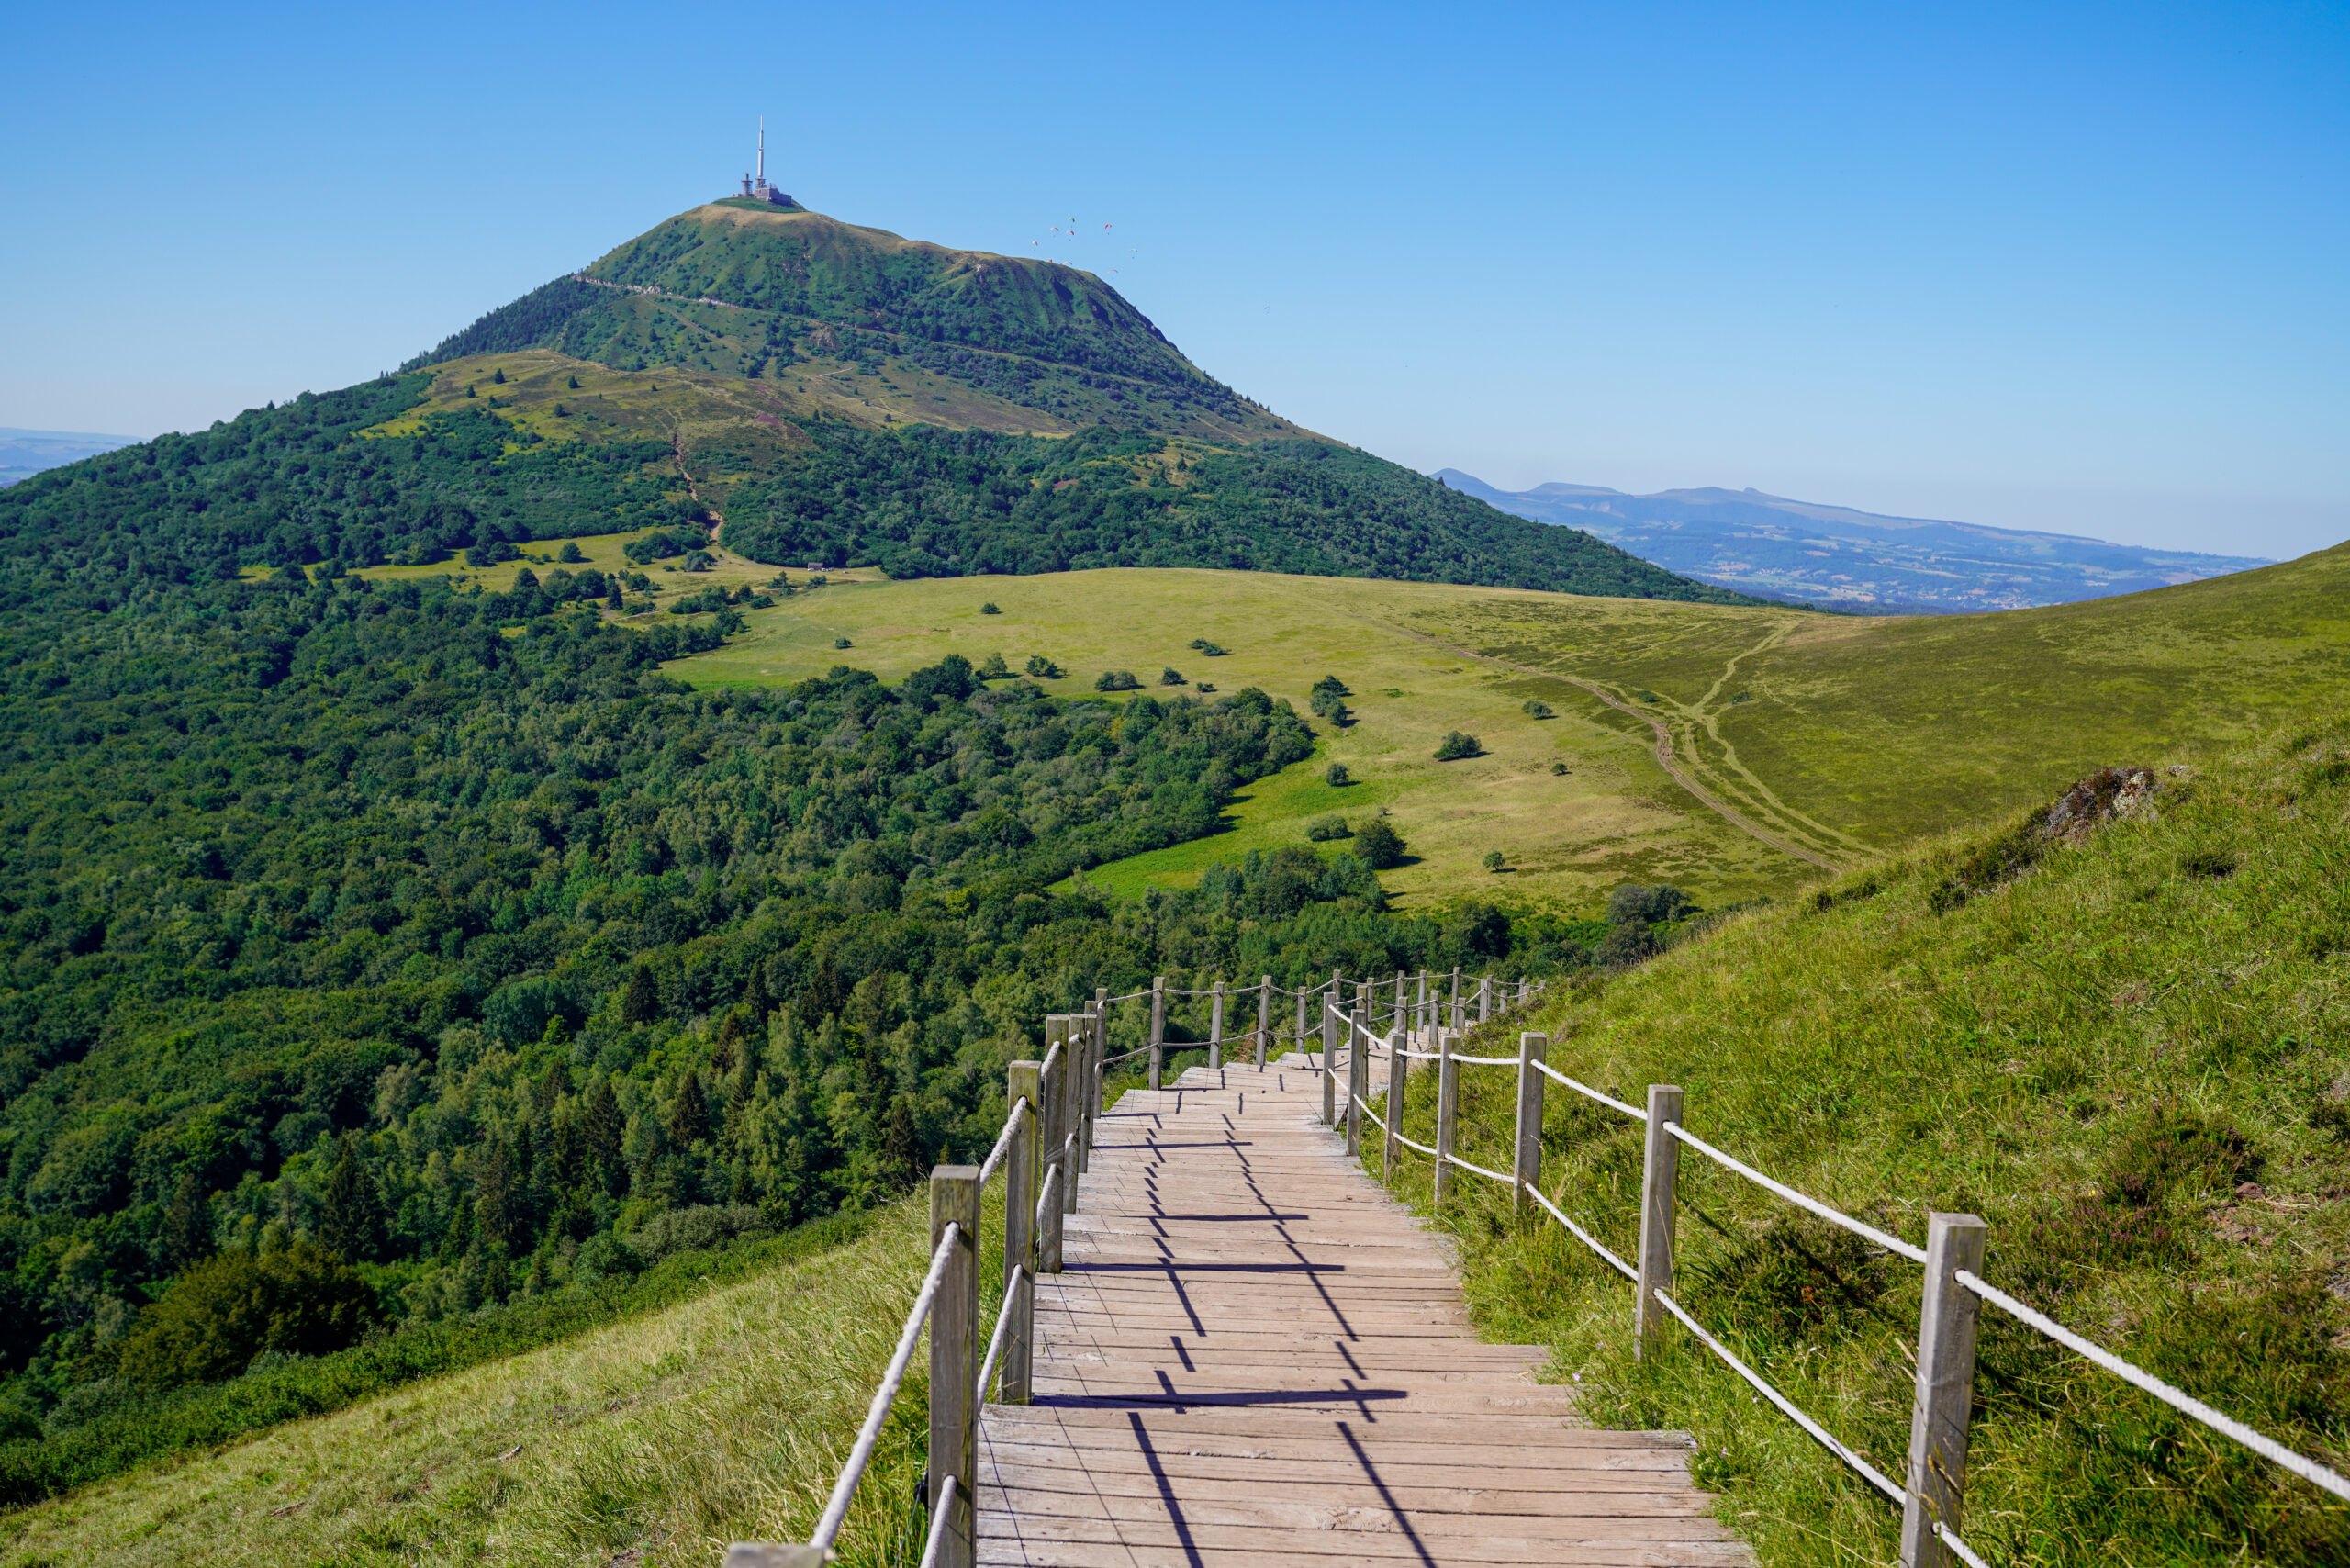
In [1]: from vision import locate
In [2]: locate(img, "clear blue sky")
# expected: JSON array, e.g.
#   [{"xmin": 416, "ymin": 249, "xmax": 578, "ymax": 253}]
[{"xmin": 3, "ymin": 1, "xmax": 2343, "ymax": 557}]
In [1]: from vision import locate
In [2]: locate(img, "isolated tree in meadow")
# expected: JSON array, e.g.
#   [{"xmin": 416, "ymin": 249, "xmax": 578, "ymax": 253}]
[
  {"xmin": 1355, "ymin": 817, "xmax": 1406, "ymax": 869},
  {"xmin": 1159, "ymin": 666, "xmax": 1185, "ymax": 686},
  {"xmin": 1325, "ymin": 762, "xmax": 1350, "ymax": 786},
  {"xmin": 1434, "ymin": 731, "xmax": 1482, "ymax": 761},
  {"xmin": 1521, "ymin": 700, "xmax": 1553, "ymax": 719},
  {"xmin": 980, "ymin": 601, "xmax": 1001, "ymax": 614},
  {"xmin": 1095, "ymin": 669, "xmax": 1140, "ymax": 691},
  {"xmin": 1309, "ymin": 675, "xmax": 1351, "ymax": 726},
  {"xmin": 1483, "ymin": 850, "xmax": 1507, "ymax": 872},
  {"xmin": 979, "ymin": 652, "xmax": 1010, "ymax": 678},
  {"xmin": 1024, "ymin": 655, "xmax": 1060, "ymax": 678}
]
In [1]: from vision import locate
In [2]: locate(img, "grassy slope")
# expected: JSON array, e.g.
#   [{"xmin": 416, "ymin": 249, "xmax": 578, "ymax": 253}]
[
  {"xmin": 1382, "ymin": 715, "xmax": 2350, "ymax": 1566},
  {"xmin": 669, "ymin": 566, "xmax": 1804, "ymax": 911},
  {"xmin": 1414, "ymin": 542, "xmax": 2350, "ymax": 856},
  {"xmin": 2, "ymin": 1199, "xmax": 955, "ymax": 1568}
]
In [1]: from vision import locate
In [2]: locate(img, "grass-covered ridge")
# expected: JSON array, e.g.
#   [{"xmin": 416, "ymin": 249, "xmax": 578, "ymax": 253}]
[{"xmin": 1388, "ymin": 714, "xmax": 2350, "ymax": 1564}]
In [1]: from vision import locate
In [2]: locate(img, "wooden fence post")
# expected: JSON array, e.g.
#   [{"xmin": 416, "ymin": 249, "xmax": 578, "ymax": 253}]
[
  {"xmin": 1432, "ymin": 1029, "xmax": 1459, "ymax": 1208},
  {"xmin": 1900, "ymin": 1213, "xmax": 1990, "ymax": 1568},
  {"xmin": 1147, "ymin": 975, "xmax": 1166, "ymax": 1092},
  {"xmin": 1477, "ymin": 977, "xmax": 1492, "ymax": 1024},
  {"xmin": 1293, "ymin": 986, "xmax": 1307, "ymax": 1062},
  {"xmin": 1414, "ymin": 971, "xmax": 1427, "ymax": 1043},
  {"xmin": 1513, "ymin": 1032, "xmax": 1546, "ymax": 1219},
  {"xmin": 1634, "ymin": 1085, "xmax": 1683, "ymax": 1359},
  {"xmin": 1449, "ymin": 967, "xmax": 1462, "ymax": 1032},
  {"xmin": 1345, "ymin": 1012, "xmax": 1367, "ymax": 1157},
  {"xmin": 1392, "ymin": 970, "xmax": 1405, "ymax": 1036},
  {"xmin": 1382, "ymin": 1025, "xmax": 1405, "ymax": 1178},
  {"xmin": 1209, "ymin": 980, "xmax": 1225, "ymax": 1070},
  {"xmin": 1255, "ymin": 976, "xmax": 1270, "ymax": 1067},
  {"xmin": 1320, "ymin": 996, "xmax": 1338, "ymax": 1126},
  {"xmin": 1002, "ymin": 1062, "xmax": 1040, "ymax": 1404},
  {"xmin": 929, "ymin": 1164, "xmax": 980, "ymax": 1568},
  {"xmin": 1090, "ymin": 989, "xmax": 1108, "ymax": 1161},
  {"xmin": 1048, "ymin": 1015, "xmax": 1081, "ymax": 1216}
]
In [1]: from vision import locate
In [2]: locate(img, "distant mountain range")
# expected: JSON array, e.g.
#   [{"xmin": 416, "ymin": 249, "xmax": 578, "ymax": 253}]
[
  {"xmin": 0, "ymin": 428, "xmax": 138, "ymax": 487},
  {"xmin": 1433, "ymin": 472, "xmax": 2269, "ymax": 612}
]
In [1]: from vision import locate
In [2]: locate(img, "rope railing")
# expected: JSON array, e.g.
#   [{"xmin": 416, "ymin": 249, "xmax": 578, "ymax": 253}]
[
  {"xmin": 733, "ymin": 1003, "xmax": 1107, "ymax": 1568},
  {"xmin": 1360, "ymin": 1015, "xmax": 2350, "ymax": 1568}
]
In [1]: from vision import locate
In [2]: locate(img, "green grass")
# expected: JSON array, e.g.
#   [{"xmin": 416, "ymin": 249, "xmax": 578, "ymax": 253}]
[
  {"xmin": 0, "ymin": 1195, "xmax": 1011, "ymax": 1568},
  {"xmin": 1414, "ymin": 540, "xmax": 2350, "ymax": 857},
  {"xmin": 668, "ymin": 567, "xmax": 1807, "ymax": 912},
  {"xmin": 0, "ymin": 1216, "xmax": 869, "ymax": 1509},
  {"xmin": 1368, "ymin": 713, "xmax": 2350, "ymax": 1566}
]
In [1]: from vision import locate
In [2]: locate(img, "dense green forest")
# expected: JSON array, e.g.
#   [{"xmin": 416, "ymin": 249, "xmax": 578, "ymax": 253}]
[
  {"xmin": 727, "ymin": 420, "xmax": 1765, "ymax": 597},
  {"xmin": 0, "ymin": 533, "xmax": 1619, "ymax": 1499}
]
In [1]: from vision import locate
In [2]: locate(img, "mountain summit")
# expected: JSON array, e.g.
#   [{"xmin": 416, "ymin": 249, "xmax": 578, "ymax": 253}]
[{"xmin": 409, "ymin": 204, "xmax": 1304, "ymax": 445}]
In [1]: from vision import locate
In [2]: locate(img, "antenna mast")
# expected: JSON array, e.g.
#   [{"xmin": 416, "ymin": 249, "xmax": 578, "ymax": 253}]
[{"xmin": 756, "ymin": 117, "xmax": 766, "ymax": 186}]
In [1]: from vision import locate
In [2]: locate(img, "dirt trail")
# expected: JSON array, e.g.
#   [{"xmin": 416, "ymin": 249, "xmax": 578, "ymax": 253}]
[{"xmin": 1371, "ymin": 617, "xmax": 1844, "ymax": 873}]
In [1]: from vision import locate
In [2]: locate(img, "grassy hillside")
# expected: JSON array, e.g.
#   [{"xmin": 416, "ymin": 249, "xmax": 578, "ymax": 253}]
[
  {"xmin": 1393, "ymin": 715, "xmax": 2350, "ymax": 1565},
  {"xmin": 671, "ymin": 566, "xmax": 1806, "ymax": 910},
  {"xmin": 1398, "ymin": 542, "xmax": 2350, "ymax": 858},
  {"xmin": 0, "ymin": 1196, "xmax": 945, "ymax": 1568}
]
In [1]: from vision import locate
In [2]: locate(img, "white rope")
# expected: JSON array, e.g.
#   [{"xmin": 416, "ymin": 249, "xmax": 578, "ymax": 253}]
[
  {"xmin": 810, "ymin": 1223, "xmax": 960, "ymax": 1550},
  {"xmin": 1520, "ymin": 1182, "xmax": 1637, "ymax": 1281},
  {"xmin": 1664, "ymin": 1122, "xmax": 1928, "ymax": 1264},
  {"xmin": 1445, "ymin": 1149, "xmax": 1515, "ymax": 1185},
  {"xmin": 915, "ymin": 1473, "xmax": 958, "ymax": 1568},
  {"xmin": 1445, "ymin": 1051, "xmax": 1518, "ymax": 1066},
  {"xmin": 975, "ymin": 1100, "xmax": 1027, "ymax": 1188},
  {"xmin": 1352, "ymin": 1093, "xmax": 1388, "ymax": 1130},
  {"xmin": 1530, "ymin": 1058, "xmax": 1642, "ymax": 1119},
  {"xmin": 1102, "ymin": 1043, "xmax": 1151, "ymax": 1065},
  {"xmin": 975, "ymin": 1263, "xmax": 1028, "ymax": 1400},
  {"xmin": 1392, "ymin": 1126, "xmax": 1438, "ymax": 1158},
  {"xmin": 1956, "ymin": 1270, "xmax": 2350, "ymax": 1504},
  {"xmin": 1651, "ymin": 1288, "xmax": 1904, "ymax": 1506}
]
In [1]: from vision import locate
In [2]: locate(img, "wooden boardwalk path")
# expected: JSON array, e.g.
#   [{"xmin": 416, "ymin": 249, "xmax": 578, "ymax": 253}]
[{"xmin": 975, "ymin": 1054, "xmax": 1755, "ymax": 1567}]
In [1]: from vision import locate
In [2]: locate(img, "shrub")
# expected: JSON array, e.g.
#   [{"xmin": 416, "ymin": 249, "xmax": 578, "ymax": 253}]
[
  {"xmin": 1355, "ymin": 817, "xmax": 1406, "ymax": 869},
  {"xmin": 1024, "ymin": 655, "xmax": 1061, "ymax": 678},
  {"xmin": 1434, "ymin": 731, "xmax": 1481, "ymax": 760},
  {"xmin": 1522, "ymin": 700, "xmax": 1554, "ymax": 719},
  {"xmin": 1159, "ymin": 666, "xmax": 1185, "ymax": 686},
  {"xmin": 979, "ymin": 601, "xmax": 1001, "ymax": 614},
  {"xmin": 1325, "ymin": 762, "xmax": 1350, "ymax": 786},
  {"xmin": 1550, "ymin": 761, "xmax": 1569, "ymax": 775},
  {"xmin": 834, "ymin": 637, "xmax": 853, "ymax": 649},
  {"xmin": 1095, "ymin": 669, "xmax": 1139, "ymax": 691},
  {"xmin": 1305, "ymin": 814, "xmax": 1349, "ymax": 842},
  {"xmin": 1483, "ymin": 850, "xmax": 1507, "ymax": 871},
  {"xmin": 979, "ymin": 652, "xmax": 1010, "ymax": 678},
  {"xmin": 1195, "ymin": 682, "xmax": 1215, "ymax": 693},
  {"xmin": 573, "ymin": 1233, "xmax": 644, "ymax": 1282},
  {"xmin": 117, "ymin": 1242, "xmax": 382, "ymax": 1390},
  {"xmin": 681, "ymin": 550, "xmax": 715, "ymax": 572},
  {"xmin": 1309, "ymin": 675, "xmax": 1350, "ymax": 726},
  {"xmin": 558, "ymin": 542, "xmax": 587, "ymax": 563}
]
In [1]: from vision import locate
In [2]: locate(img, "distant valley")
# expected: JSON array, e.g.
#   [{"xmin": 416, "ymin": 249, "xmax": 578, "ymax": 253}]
[
  {"xmin": 0, "ymin": 426, "xmax": 136, "ymax": 487},
  {"xmin": 1435, "ymin": 470, "xmax": 2269, "ymax": 611}
]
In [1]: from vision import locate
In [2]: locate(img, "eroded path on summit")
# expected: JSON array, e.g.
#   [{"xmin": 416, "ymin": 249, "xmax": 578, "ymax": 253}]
[{"xmin": 976, "ymin": 1055, "xmax": 1753, "ymax": 1567}]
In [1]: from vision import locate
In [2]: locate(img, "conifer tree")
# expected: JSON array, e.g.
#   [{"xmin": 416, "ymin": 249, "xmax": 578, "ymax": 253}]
[
  {"xmin": 582, "ymin": 1075, "xmax": 626, "ymax": 1193},
  {"xmin": 318, "ymin": 1135, "xmax": 384, "ymax": 1262},
  {"xmin": 160, "ymin": 1169, "xmax": 215, "ymax": 1274},
  {"xmin": 879, "ymin": 1094, "xmax": 923, "ymax": 1192},
  {"xmin": 742, "ymin": 962, "xmax": 773, "ymax": 1025},
  {"xmin": 621, "ymin": 961, "xmax": 660, "ymax": 1025},
  {"xmin": 475, "ymin": 1139, "xmax": 518, "ymax": 1252},
  {"xmin": 666, "ymin": 1067, "xmax": 711, "ymax": 1147}
]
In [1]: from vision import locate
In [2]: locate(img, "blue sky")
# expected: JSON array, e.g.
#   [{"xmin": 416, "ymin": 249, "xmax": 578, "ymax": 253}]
[{"xmin": 2, "ymin": 1, "xmax": 2343, "ymax": 557}]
